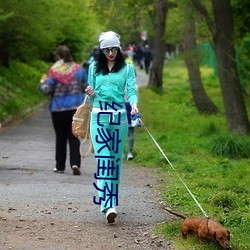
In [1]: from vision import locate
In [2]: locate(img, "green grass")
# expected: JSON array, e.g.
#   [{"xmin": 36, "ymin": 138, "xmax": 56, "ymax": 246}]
[{"xmin": 129, "ymin": 58, "xmax": 250, "ymax": 250}]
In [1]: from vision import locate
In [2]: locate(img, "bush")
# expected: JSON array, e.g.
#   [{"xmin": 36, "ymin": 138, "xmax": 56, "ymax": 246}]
[
  {"xmin": 210, "ymin": 134, "xmax": 250, "ymax": 159},
  {"xmin": 210, "ymin": 191, "xmax": 237, "ymax": 209},
  {"xmin": 0, "ymin": 60, "xmax": 49, "ymax": 123}
]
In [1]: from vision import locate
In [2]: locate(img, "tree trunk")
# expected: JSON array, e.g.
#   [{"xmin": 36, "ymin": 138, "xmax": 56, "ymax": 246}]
[
  {"xmin": 147, "ymin": 0, "xmax": 169, "ymax": 89},
  {"xmin": 212, "ymin": 0, "xmax": 250, "ymax": 134},
  {"xmin": 184, "ymin": 4, "xmax": 218, "ymax": 114},
  {"xmin": 191, "ymin": 0, "xmax": 250, "ymax": 134}
]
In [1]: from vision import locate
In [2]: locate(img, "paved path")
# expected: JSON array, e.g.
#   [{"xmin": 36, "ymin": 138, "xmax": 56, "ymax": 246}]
[
  {"xmin": 135, "ymin": 68, "xmax": 149, "ymax": 88},
  {"xmin": 0, "ymin": 71, "xmax": 173, "ymax": 249},
  {"xmin": 0, "ymin": 106, "xmax": 165, "ymax": 224}
]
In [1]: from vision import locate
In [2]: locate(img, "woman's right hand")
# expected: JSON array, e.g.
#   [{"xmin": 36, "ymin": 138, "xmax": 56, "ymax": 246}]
[
  {"xmin": 131, "ymin": 103, "xmax": 138, "ymax": 116},
  {"xmin": 85, "ymin": 86, "xmax": 95, "ymax": 97}
]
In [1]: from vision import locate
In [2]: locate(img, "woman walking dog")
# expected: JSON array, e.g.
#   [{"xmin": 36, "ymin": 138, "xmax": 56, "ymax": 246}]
[{"xmin": 85, "ymin": 31, "xmax": 138, "ymax": 223}]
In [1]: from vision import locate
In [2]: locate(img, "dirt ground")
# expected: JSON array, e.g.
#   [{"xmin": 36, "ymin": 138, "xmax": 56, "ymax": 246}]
[{"xmin": 0, "ymin": 71, "xmax": 174, "ymax": 250}]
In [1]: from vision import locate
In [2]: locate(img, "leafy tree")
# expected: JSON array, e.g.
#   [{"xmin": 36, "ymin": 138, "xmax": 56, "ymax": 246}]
[
  {"xmin": 54, "ymin": 1, "xmax": 99, "ymax": 62},
  {"xmin": 164, "ymin": 1, "xmax": 184, "ymax": 44},
  {"xmin": 232, "ymin": 0, "xmax": 250, "ymax": 95},
  {"xmin": 0, "ymin": 0, "xmax": 99, "ymax": 67},
  {"xmin": 90, "ymin": 0, "xmax": 155, "ymax": 47},
  {"xmin": 232, "ymin": 0, "xmax": 250, "ymax": 40},
  {"xmin": 148, "ymin": 0, "xmax": 177, "ymax": 89},
  {"xmin": 191, "ymin": 0, "xmax": 250, "ymax": 134},
  {"xmin": 183, "ymin": 1, "xmax": 218, "ymax": 114},
  {"xmin": 0, "ymin": 0, "xmax": 57, "ymax": 66}
]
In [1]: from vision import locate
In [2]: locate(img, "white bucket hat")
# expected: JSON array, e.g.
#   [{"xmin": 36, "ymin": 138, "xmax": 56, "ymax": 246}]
[{"xmin": 99, "ymin": 31, "xmax": 121, "ymax": 49}]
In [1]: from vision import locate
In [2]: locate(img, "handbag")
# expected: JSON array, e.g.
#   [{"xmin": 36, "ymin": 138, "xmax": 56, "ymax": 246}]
[{"xmin": 72, "ymin": 95, "xmax": 93, "ymax": 158}]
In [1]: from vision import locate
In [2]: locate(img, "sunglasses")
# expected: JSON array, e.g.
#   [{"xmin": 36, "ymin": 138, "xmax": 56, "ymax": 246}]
[{"xmin": 102, "ymin": 47, "xmax": 119, "ymax": 55}]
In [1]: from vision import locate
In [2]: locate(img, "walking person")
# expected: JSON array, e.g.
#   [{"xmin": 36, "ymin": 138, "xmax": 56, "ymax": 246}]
[
  {"xmin": 123, "ymin": 51, "xmax": 137, "ymax": 160},
  {"xmin": 39, "ymin": 45, "xmax": 88, "ymax": 175},
  {"xmin": 85, "ymin": 31, "xmax": 138, "ymax": 223},
  {"xmin": 143, "ymin": 44, "xmax": 152, "ymax": 74}
]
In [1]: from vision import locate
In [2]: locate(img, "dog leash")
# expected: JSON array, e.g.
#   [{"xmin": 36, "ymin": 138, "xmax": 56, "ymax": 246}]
[{"xmin": 139, "ymin": 118, "xmax": 209, "ymax": 218}]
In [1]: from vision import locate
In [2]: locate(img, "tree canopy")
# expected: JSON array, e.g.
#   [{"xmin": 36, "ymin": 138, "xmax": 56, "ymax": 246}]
[{"xmin": 0, "ymin": 0, "xmax": 99, "ymax": 66}]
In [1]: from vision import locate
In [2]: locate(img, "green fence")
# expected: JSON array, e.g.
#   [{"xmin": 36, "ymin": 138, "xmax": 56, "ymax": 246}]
[
  {"xmin": 198, "ymin": 41, "xmax": 217, "ymax": 74},
  {"xmin": 198, "ymin": 39, "xmax": 250, "ymax": 95}
]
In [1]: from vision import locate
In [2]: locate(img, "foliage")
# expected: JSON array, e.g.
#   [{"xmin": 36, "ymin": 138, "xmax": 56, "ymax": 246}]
[
  {"xmin": 164, "ymin": 1, "xmax": 184, "ymax": 44},
  {"xmin": 128, "ymin": 58, "xmax": 250, "ymax": 249},
  {"xmin": 90, "ymin": 0, "xmax": 155, "ymax": 46},
  {"xmin": 0, "ymin": 0, "xmax": 99, "ymax": 66},
  {"xmin": 232, "ymin": 0, "xmax": 250, "ymax": 39},
  {"xmin": 236, "ymin": 37, "xmax": 250, "ymax": 95},
  {"xmin": 232, "ymin": 0, "xmax": 250, "ymax": 95},
  {"xmin": 210, "ymin": 134, "xmax": 250, "ymax": 159},
  {"xmin": 0, "ymin": 60, "xmax": 49, "ymax": 122}
]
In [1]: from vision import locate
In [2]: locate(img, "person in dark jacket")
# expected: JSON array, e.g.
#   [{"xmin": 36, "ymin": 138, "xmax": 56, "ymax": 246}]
[{"xmin": 143, "ymin": 44, "xmax": 152, "ymax": 74}]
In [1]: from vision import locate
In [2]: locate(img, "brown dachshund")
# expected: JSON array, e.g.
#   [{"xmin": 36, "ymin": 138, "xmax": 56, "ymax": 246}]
[{"xmin": 162, "ymin": 207, "xmax": 231, "ymax": 249}]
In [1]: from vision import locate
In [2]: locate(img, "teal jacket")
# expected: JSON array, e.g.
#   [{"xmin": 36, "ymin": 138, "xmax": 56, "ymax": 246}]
[{"xmin": 87, "ymin": 62, "xmax": 138, "ymax": 109}]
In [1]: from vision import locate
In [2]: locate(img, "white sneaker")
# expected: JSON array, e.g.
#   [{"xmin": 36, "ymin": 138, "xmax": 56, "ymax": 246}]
[
  {"xmin": 127, "ymin": 152, "xmax": 133, "ymax": 160},
  {"xmin": 106, "ymin": 208, "xmax": 117, "ymax": 223},
  {"xmin": 53, "ymin": 168, "xmax": 64, "ymax": 173}
]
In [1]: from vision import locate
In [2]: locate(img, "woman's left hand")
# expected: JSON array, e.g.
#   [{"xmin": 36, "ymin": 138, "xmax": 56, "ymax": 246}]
[
  {"xmin": 40, "ymin": 74, "xmax": 47, "ymax": 83},
  {"xmin": 131, "ymin": 103, "xmax": 138, "ymax": 116}
]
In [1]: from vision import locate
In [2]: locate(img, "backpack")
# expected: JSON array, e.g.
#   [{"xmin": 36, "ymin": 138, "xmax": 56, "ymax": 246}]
[{"xmin": 72, "ymin": 95, "xmax": 93, "ymax": 158}]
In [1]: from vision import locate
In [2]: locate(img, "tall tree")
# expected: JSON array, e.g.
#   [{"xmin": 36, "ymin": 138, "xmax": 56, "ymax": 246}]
[
  {"xmin": 148, "ymin": 0, "xmax": 176, "ymax": 89},
  {"xmin": 184, "ymin": 1, "xmax": 218, "ymax": 114},
  {"xmin": 191, "ymin": 0, "xmax": 250, "ymax": 134}
]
